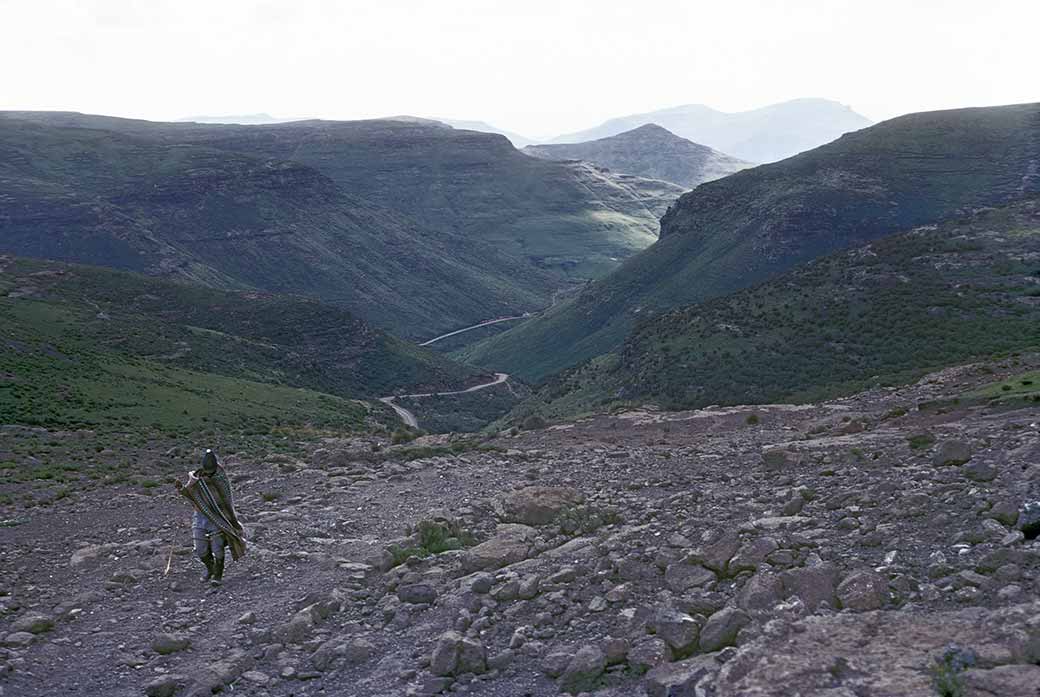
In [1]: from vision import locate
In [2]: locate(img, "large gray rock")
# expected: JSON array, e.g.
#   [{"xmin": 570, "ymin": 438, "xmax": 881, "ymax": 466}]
[
  {"xmin": 151, "ymin": 633, "xmax": 191, "ymax": 655},
  {"xmin": 654, "ymin": 608, "xmax": 701, "ymax": 656},
  {"xmin": 461, "ymin": 524, "xmax": 537, "ymax": 572},
  {"xmin": 934, "ymin": 439, "xmax": 972, "ymax": 466},
  {"xmin": 738, "ymin": 571, "xmax": 785, "ymax": 614},
  {"xmin": 11, "ymin": 613, "xmax": 54, "ymax": 634},
  {"xmin": 628, "ymin": 637, "xmax": 672, "ymax": 672},
  {"xmin": 962, "ymin": 664, "xmax": 1040, "ymax": 695},
  {"xmin": 716, "ymin": 602, "xmax": 1040, "ymax": 696},
  {"xmin": 963, "ymin": 460, "xmax": 998, "ymax": 482},
  {"xmin": 560, "ymin": 645, "xmax": 605, "ymax": 694},
  {"xmin": 144, "ymin": 674, "xmax": 189, "ymax": 697},
  {"xmin": 781, "ymin": 563, "xmax": 840, "ymax": 611},
  {"xmin": 397, "ymin": 582, "xmax": 437, "ymax": 605},
  {"xmin": 699, "ymin": 607, "xmax": 750, "ymax": 652},
  {"xmin": 494, "ymin": 486, "xmax": 584, "ymax": 525},
  {"xmin": 837, "ymin": 570, "xmax": 888, "ymax": 611},
  {"xmin": 430, "ymin": 630, "xmax": 486, "ymax": 677},
  {"xmin": 665, "ymin": 563, "xmax": 716, "ymax": 593},
  {"xmin": 645, "ymin": 654, "xmax": 721, "ymax": 697}
]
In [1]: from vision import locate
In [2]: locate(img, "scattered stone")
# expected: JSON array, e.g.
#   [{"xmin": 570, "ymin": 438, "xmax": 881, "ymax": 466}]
[{"xmin": 151, "ymin": 633, "xmax": 191, "ymax": 655}]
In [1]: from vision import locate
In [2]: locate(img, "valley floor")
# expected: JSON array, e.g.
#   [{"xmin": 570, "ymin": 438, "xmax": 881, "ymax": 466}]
[{"xmin": 2, "ymin": 356, "xmax": 1040, "ymax": 696}]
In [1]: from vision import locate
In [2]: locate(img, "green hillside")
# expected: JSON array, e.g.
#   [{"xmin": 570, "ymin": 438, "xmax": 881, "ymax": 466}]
[
  {"xmin": 519, "ymin": 199, "xmax": 1040, "ymax": 418},
  {"xmin": 0, "ymin": 113, "xmax": 683, "ymax": 335},
  {"xmin": 464, "ymin": 103, "xmax": 1040, "ymax": 380},
  {"xmin": 0, "ymin": 256, "xmax": 482, "ymax": 435},
  {"xmin": 0, "ymin": 117, "xmax": 556, "ymax": 340}
]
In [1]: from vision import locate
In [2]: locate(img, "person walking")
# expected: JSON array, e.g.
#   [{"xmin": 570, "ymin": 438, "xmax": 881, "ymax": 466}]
[{"xmin": 175, "ymin": 449, "xmax": 246, "ymax": 584}]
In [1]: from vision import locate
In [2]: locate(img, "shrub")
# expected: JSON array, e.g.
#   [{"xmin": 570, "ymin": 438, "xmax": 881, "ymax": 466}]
[
  {"xmin": 745, "ymin": 413, "xmax": 760, "ymax": 425},
  {"xmin": 522, "ymin": 414, "xmax": 547, "ymax": 431}
]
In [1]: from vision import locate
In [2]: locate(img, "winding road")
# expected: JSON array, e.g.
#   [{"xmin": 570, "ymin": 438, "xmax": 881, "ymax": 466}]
[
  {"xmin": 379, "ymin": 373, "xmax": 510, "ymax": 428},
  {"xmin": 419, "ymin": 315, "xmax": 530, "ymax": 346}
]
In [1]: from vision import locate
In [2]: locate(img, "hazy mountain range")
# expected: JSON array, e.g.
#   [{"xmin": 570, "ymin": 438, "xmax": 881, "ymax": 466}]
[
  {"xmin": 177, "ymin": 97, "xmax": 872, "ymax": 162},
  {"xmin": 549, "ymin": 98, "xmax": 872, "ymax": 163}
]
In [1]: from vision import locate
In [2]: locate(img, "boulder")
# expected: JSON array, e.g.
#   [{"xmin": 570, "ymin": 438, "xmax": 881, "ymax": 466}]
[
  {"xmin": 11, "ymin": 613, "xmax": 54, "ymax": 634},
  {"xmin": 699, "ymin": 607, "xmax": 750, "ymax": 652},
  {"xmin": 151, "ymin": 633, "xmax": 191, "ymax": 655},
  {"xmin": 962, "ymin": 665, "xmax": 1040, "ymax": 696},
  {"xmin": 934, "ymin": 439, "xmax": 971, "ymax": 466},
  {"xmin": 665, "ymin": 563, "xmax": 716, "ymax": 593},
  {"xmin": 781, "ymin": 563, "xmax": 840, "ymax": 611},
  {"xmin": 560, "ymin": 645, "xmax": 606, "ymax": 694},
  {"xmin": 837, "ymin": 570, "xmax": 889, "ymax": 611},
  {"xmin": 653, "ymin": 608, "xmax": 701, "ymax": 656},
  {"xmin": 430, "ymin": 630, "xmax": 486, "ymax": 677},
  {"xmin": 628, "ymin": 637, "xmax": 672, "ymax": 672},
  {"xmin": 494, "ymin": 486, "xmax": 584, "ymax": 525},
  {"xmin": 963, "ymin": 460, "xmax": 998, "ymax": 482},
  {"xmin": 144, "ymin": 674, "xmax": 189, "ymax": 697},
  {"xmin": 461, "ymin": 524, "xmax": 537, "ymax": 572},
  {"xmin": 397, "ymin": 582, "xmax": 437, "ymax": 605},
  {"xmin": 738, "ymin": 572, "xmax": 785, "ymax": 614},
  {"xmin": 645, "ymin": 654, "xmax": 720, "ymax": 697}
]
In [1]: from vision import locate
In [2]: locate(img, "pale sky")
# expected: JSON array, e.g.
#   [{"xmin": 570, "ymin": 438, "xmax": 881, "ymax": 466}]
[{"xmin": 2, "ymin": 0, "xmax": 1037, "ymax": 138}]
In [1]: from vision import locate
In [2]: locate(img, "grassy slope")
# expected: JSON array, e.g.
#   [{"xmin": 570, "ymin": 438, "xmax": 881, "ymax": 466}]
[
  {"xmin": 521, "ymin": 199, "xmax": 1040, "ymax": 417},
  {"xmin": 465, "ymin": 103, "xmax": 1040, "ymax": 381},
  {"xmin": 0, "ymin": 256, "xmax": 485, "ymax": 434},
  {"xmin": 0, "ymin": 113, "xmax": 684, "ymax": 327},
  {"xmin": 0, "ymin": 118, "xmax": 556, "ymax": 341}
]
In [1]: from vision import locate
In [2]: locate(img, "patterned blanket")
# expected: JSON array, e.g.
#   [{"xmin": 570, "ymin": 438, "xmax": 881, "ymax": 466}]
[{"xmin": 178, "ymin": 466, "xmax": 247, "ymax": 560}]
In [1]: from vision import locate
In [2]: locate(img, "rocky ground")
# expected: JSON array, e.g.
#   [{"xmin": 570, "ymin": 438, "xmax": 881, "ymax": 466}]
[{"xmin": 2, "ymin": 355, "xmax": 1040, "ymax": 696}]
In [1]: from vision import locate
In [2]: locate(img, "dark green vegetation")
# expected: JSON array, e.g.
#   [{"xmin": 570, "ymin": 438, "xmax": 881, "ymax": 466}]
[
  {"xmin": 466, "ymin": 103, "xmax": 1040, "ymax": 381},
  {"xmin": 0, "ymin": 255, "xmax": 481, "ymax": 436},
  {"xmin": 524, "ymin": 124, "xmax": 751, "ymax": 189},
  {"xmin": 0, "ymin": 112, "xmax": 683, "ymax": 339},
  {"xmin": 386, "ymin": 517, "xmax": 478, "ymax": 568},
  {"xmin": 518, "ymin": 199, "xmax": 1040, "ymax": 416}
]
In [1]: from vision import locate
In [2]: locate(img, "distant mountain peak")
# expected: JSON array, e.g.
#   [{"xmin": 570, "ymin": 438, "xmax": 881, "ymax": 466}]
[
  {"xmin": 549, "ymin": 98, "xmax": 872, "ymax": 162},
  {"xmin": 524, "ymin": 123, "xmax": 751, "ymax": 190}
]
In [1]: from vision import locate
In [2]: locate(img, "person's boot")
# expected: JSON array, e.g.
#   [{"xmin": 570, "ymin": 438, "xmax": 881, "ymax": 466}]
[
  {"xmin": 199, "ymin": 552, "xmax": 214, "ymax": 582},
  {"xmin": 211, "ymin": 556, "xmax": 225, "ymax": 584}
]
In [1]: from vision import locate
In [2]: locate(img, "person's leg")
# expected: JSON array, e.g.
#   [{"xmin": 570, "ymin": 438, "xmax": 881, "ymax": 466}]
[
  {"xmin": 209, "ymin": 533, "xmax": 227, "ymax": 582},
  {"xmin": 193, "ymin": 529, "xmax": 214, "ymax": 581}
]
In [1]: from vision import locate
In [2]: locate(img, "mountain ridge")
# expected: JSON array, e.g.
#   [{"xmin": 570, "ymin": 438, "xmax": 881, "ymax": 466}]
[
  {"xmin": 549, "ymin": 97, "xmax": 872, "ymax": 162},
  {"xmin": 462, "ymin": 102, "xmax": 1040, "ymax": 381},
  {"xmin": 524, "ymin": 123, "xmax": 752, "ymax": 189}
]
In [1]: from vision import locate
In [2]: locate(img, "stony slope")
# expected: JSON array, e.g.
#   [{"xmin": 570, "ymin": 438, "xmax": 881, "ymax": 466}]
[
  {"xmin": 549, "ymin": 98, "xmax": 872, "ymax": 163},
  {"xmin": 1, "ymin": 112, "xmax": 683, "ymax": 298},
  {"xmin": 465, "ymin": 103, "xmax": 1040, "ymax": 381},
  {"xmin": 518, "ymin": 198, "xmax": 1040, "ymax": 418},
  {"xmin": 524, "ymin": 124, "xmax": 752, "ymax": 189},
  {"xmin": 1, "ymin": 354, "xmax": 1038, "ymax": 696}
]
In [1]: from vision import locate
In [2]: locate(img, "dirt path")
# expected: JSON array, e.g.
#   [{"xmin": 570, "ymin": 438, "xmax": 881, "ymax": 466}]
[
  {"xmin": 379, "ymin": 373, "xmax": 509, "ymax": 428},
  {"xmin": 419, "ymin": 316, "xmax": 530, "ymax": 346}
]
